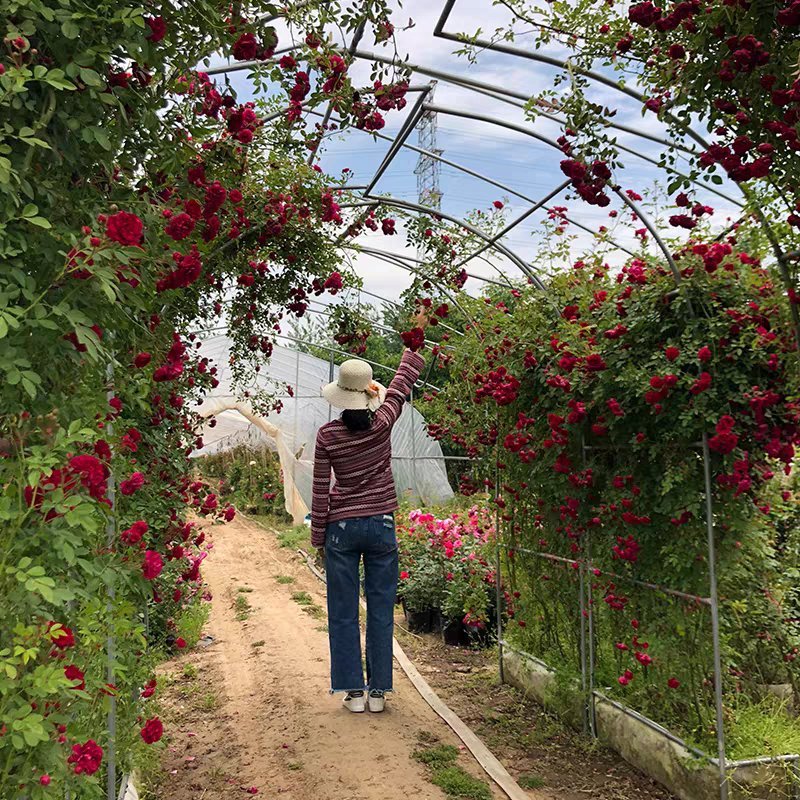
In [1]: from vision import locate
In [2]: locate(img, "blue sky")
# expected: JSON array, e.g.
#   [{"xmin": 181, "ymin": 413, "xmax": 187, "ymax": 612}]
[{"xmin": 208, "ymin": 0, "xmax": 746, "ymax": 310}]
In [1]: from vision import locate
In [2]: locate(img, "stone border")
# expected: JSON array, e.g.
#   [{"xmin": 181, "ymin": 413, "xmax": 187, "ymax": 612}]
[{"xmin": 502, "ymin": 648, "xmax": 798, "ymax": 800}]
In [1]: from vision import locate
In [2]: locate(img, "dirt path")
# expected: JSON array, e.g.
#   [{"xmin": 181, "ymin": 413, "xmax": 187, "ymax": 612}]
[{"xmin": 156, "ymin": 515, "xmax": 515, "ymax": 799}]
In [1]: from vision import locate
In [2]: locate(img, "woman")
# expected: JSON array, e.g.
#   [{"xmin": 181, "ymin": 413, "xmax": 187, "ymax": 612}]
[{"xmin": 311, "ymin": 321, "xmax": 427, "ymax": 713}]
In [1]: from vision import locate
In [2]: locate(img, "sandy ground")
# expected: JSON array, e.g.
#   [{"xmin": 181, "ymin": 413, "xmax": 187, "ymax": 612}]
[{"xmin": 155, "ymin": 515, "xmax": 512, "ymax": 800}]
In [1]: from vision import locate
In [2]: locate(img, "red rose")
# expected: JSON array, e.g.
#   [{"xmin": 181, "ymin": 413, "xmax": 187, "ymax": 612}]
[
  {"xmin": 64, "ymin": 664, "xmax": 86, "ymax": 691},
  {"xmin": 140, "ymin": 717, "xmax": 164, "ymax": 744},
  {"xmin": 323, "ymin": 272, "xmax": 343, "ymax": 293},
  {"xmin": 106, "ymin": 211, "xmax": 143, "ymax": 246},
  {"xmin": 175, "ymin": 637, "xmax": 187, "ymax": 649},
  {"xmin": 134, "ymin": 352, "xmax": 151, "ymax": 368},
  {"xmin": 400, "ymin": 327, "xmax": 425, "ymax": 352},
  {"xmin": 142, "ymin": 550, "xmax": 164, "ymax": 580},
  {"xmin": 47, "ymin": 622, "xmax": 75, "ymax": 649},
  {"xmin": 68, "ymin": 740, "xmax": 103, "ymax": 775},
  {"xmin": 698, "ymin": 345, "xmax": 712, "ymax": 362},
  {"xmin": 165, "ymin": 212, "xmax": 195, "ymax": 241},
  {"xmin": 145, "ymin": 16, "xmax": 166, "ymax": 42},
  {"xmin": 664, "ymin": 346, "xmax": 680, "ymax": 361},
  {"xmin": 119, "ymin": 471, "xmax": 145, "ymax": 495},
  {"xmin": 121, "ymin": 520, "xmax": 148, "ymax": 546},
  {"xmin": 232, "ymin": 32, "xmax": 259, "ymax": 61},
  {"xmin": 667, "ymin": 677, "xmax": 680, "ymax": 689}
]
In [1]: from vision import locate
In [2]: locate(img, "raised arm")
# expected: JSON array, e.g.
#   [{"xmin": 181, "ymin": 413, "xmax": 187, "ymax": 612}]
[
  {"xmin": 310, "ymin": 431, "xmax": 332, "ymax": 548},
  {"xmin": 373, "ymin": 348, "xmax": 425, "ymax": 430}
]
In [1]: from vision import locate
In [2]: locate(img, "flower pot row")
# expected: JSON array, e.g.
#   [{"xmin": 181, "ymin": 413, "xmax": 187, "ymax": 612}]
[{"xmin": 400, "ymin": 601, "xmax": 493, "ymax": 648}]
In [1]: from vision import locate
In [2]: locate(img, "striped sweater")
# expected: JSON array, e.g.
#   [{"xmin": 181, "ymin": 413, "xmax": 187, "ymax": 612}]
[{"xmin": 310, "ymin": 349, "xmax": 426, "ymax": 547}]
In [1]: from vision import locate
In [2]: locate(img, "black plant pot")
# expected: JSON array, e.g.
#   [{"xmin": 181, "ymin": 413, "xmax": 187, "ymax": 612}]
[
  {"xmin": 442, "ymin": 618, "xmax": 470, "ymax": 647},
  {"xmin": 406, "ymin": 608, "xmax": 434, "ymax": 633},
  {"xmin": 430, "ymin": 608, "xmax": 444, "ymax": 633},
  {"xmin": 465, "ymin": 623, "xmax": 492, "ymax": 649}
]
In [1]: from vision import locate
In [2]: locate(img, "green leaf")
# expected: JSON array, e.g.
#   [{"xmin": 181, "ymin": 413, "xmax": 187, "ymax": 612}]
[
  {"xmin": 93, "ymin": 128, "xmax": 112, "ymax": 151},
  {"xmin": 79, "ymin": 67, "xmax": 103, "ymax": 88},
  {"xmin": 21, "ymin": 204, "xmax": 37, "ymax": 218},
  {"xmin": 25, "ymin": 216, "xmax": 51, "ymax": 229},
  {"xmin": 61, "ymin": 19, "xmax": 80, "ymax": 39}
]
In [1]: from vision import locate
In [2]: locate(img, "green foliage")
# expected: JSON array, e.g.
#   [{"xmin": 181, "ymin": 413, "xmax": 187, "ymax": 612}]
[
  {"xmin": 429, "ymin": 765, "xmax": 493, "ymax": 800},
  {"xmin": 413, "ymin": 744, "xmax": 460, "ymax": 769}
]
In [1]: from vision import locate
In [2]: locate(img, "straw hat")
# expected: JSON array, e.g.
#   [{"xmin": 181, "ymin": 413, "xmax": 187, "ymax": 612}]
[{"xmin": 322, "ymin": 359, "xmax": 387, "ymax": 411}]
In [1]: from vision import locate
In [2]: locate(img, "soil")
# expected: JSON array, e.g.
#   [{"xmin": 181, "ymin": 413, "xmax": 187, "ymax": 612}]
[
  {"xmin": 154, "ymin": 515, "xmax": 507, "ymax": 800},
  {"xmin": 154, "ymin": 514, "xmax": 676, "ymax": 800},
  {"xmin": 394, "ymin": 631, "xmax": 677, "ymax": 800}
]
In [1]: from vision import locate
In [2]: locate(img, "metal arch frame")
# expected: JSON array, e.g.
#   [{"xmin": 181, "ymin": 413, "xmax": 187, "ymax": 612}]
[
  {"xmin": 306, "ymin": 108, "xmax": 640, "ymax": 259},
  {"xmin": 210, "ymin": 44, "xmax": 754, "ymax": 290}
]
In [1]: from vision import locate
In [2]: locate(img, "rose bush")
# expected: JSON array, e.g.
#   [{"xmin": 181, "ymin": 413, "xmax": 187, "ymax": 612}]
[
  {"xmin": 0, "ymin": 0, "xmax": 407, "ymax": 795},
  {"xmin": 419, "ymin": 225, "xmax": 800, "ymax": 750}
]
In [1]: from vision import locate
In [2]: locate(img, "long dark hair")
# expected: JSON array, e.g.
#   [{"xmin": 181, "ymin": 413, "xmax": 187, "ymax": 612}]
[{"xmin": 341, "ymin": 409, "xmax": 372, "ymax": 432}]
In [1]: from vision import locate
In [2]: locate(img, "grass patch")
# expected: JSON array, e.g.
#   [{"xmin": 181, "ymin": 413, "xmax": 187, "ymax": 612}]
[
  {"xmin": 183, "ymin": 663, "xmax": 198, "ymax": 680},
  {"xmin": 518, "ymin": 774, "xmax": 546, "ymax": 789},
  {"xmin": 316, "ymin": 624, "xmax": 328, "ymax": 633},
  {"xmin": 200, "ymin": 691, "xmax": 217, "ymax": 711},
  {"xmin": 725, "ymin": 697, "xmax": 800, "ymax": 759},
  {"xmin": 430, "ymin": 766, "xmax": 492, "ymax": 800},
  {"xmin": 175, "ymin": 601, "xmax": 210, "ymax": 648},
  {"xmin": 291, "ymin": 591, "xmax": 313, "ymax": 605},
  {"xmin": 251, "ymin": 640, "xmax": 266, "ymax": 648},
  {"xmin": 302, "ymin": 604, "xmax": 325, "ymax": 620},
  {"xmin": 413, "ymin": 738, "xmax": 492, "ymax": 800},
  {"xmin": 234, "ymin": 594, "xmax": 251, "ymax": 621},
  {"xmin": 287, "ymin": 761, "xmax": 303, "ymax": 771},
  {"xmin": 275, "ymin": 575, "xmax": 295, "ymax": 584},
  {"xmin": 413, "ymin": 744, "xmax": 459, "ymax": 770},
  {"xmin": 277, "ymin": 525, "xmax": 310, "ymax": 549},
  {"xmin": 237, "ymin": 585, "xmax": 253, "ymax": 593}
]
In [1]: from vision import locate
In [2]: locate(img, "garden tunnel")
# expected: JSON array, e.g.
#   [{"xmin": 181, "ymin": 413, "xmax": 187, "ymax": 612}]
[
  {"xmin": 4, "ymin": 1, "xmax": 800, "ymax": 799},
  {"xmin": 188, "ymin": 4, "xmax": 800, "ymax": 799}
]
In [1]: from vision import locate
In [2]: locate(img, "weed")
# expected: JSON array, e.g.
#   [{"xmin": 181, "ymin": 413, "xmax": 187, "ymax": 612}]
[
  {"xmin": 416, "ymin": 730, "xmax": 439, "ymax": 745},
  {"xmin": 518, "ymin": 774, "xmax": 546, "ymax": 789},
  {"xmin": 412, "ymin": 744, "xmax": 459, "ymax": 770},
  {"xmin": 316, "ymin": 624, "xmax": 329, "ymax": 633},
  {"xmin": 175, "ymin": 601, "xmax": 210, "ymax": 648},
  {"xmin": 251, "ymin": 640, "xmax": 266, "ymax": 648},
  {"xmin": 287, "ymin": 761, "xmax": 303, "ymax": 771},
  {"xmin": 200, "ymin": 692, "xmax": 216, "ymax": 711},
  {"xmin": 275, "ymin": 575, "xmax": 295, "ymax": 584},
  {"xmin": 234, "ymin": 594, "xmax": 251, "ymax": 621},
  {"xmin": 302, "ymin": 604, "xmax": 325, "ymax": 620},
  {"xmin": 237, "ymin": 586, "xmax": 253, "ymax": 593},
  {"xmin": 277, "ymin": 525, "xmax": 310, "ymax": 549},
  {"xmin": 291, "ymin": 591, "xmax": 313, "ymax": 605},
  {"xmin": 183, "ymin": 663, "xmax": 198, "ymax": 680},
  {"xmin": 430, "ymin": 765, "xmax": 492, "ymax": 800}
]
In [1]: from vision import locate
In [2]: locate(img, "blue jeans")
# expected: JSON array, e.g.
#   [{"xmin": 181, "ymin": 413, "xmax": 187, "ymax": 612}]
[{"xmin": 325, "ymin": 513, "xmax": 398, "ymax": 693}]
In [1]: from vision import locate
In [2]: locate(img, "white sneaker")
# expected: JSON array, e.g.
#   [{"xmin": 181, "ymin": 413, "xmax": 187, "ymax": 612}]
[
  {"xmin": 368, "ymin": 690, "xmax": 385, "ymax": 713},
  {"xmin": 343, "ymin": 691, "xmax": 366, "ymax": 713}
]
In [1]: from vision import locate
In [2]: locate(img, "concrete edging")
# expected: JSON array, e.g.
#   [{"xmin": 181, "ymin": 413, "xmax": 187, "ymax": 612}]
[{"xmin": 502, "ymin": 648, "xmax": 797, "ymax": 800}]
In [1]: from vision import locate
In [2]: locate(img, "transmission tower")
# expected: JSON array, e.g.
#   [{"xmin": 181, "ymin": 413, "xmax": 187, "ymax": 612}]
[{"xmin": 414, "ymin": 81, "xmax": 442, "ymax": 215}]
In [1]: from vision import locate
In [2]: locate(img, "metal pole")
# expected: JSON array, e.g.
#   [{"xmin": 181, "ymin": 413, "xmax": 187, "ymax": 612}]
[
  {"xmin": 105, "ymin": 364, "xmax": 116, "ymax": 800},
  {"xmin": 702, "ymin": 432, "xmax": 729, "ymax": 800},
  {"xmin": 495, "ymin": 543, "xmax": 504, "ymax": 684},
  {"xmin": 409, "ymin": 386, "xmax": 419, "ymax": 502},
  {"xmin": 581, "ymin": 436, "xmax": 597, "ymax": 738},
  {"xmin": 327, "ymin": 349, "xmax": 334, "ymax": 424},
  {"xmin": 578, "ymin": 550, "xmax": 589, "ymax": 736}
]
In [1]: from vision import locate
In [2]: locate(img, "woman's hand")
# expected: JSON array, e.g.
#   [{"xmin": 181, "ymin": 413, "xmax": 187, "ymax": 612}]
[
  {"xmin": 412, "ymin": 308, "xmax": 430, "ymax": 329},
  {"xmin": 314, "ymin": 546, "xmax": 326, "ymax": 571}
]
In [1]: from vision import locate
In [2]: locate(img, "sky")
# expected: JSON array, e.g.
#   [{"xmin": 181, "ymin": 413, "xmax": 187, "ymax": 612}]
[{"xmin": 206, "ymin": 0, "xmax": 746, "ymax": 316}]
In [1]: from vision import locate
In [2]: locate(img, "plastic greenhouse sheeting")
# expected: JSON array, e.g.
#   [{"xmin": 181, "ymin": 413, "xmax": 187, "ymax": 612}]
[{"xmin": 193, "ymin": 334, "xmax": 454, "ymax": 523}]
